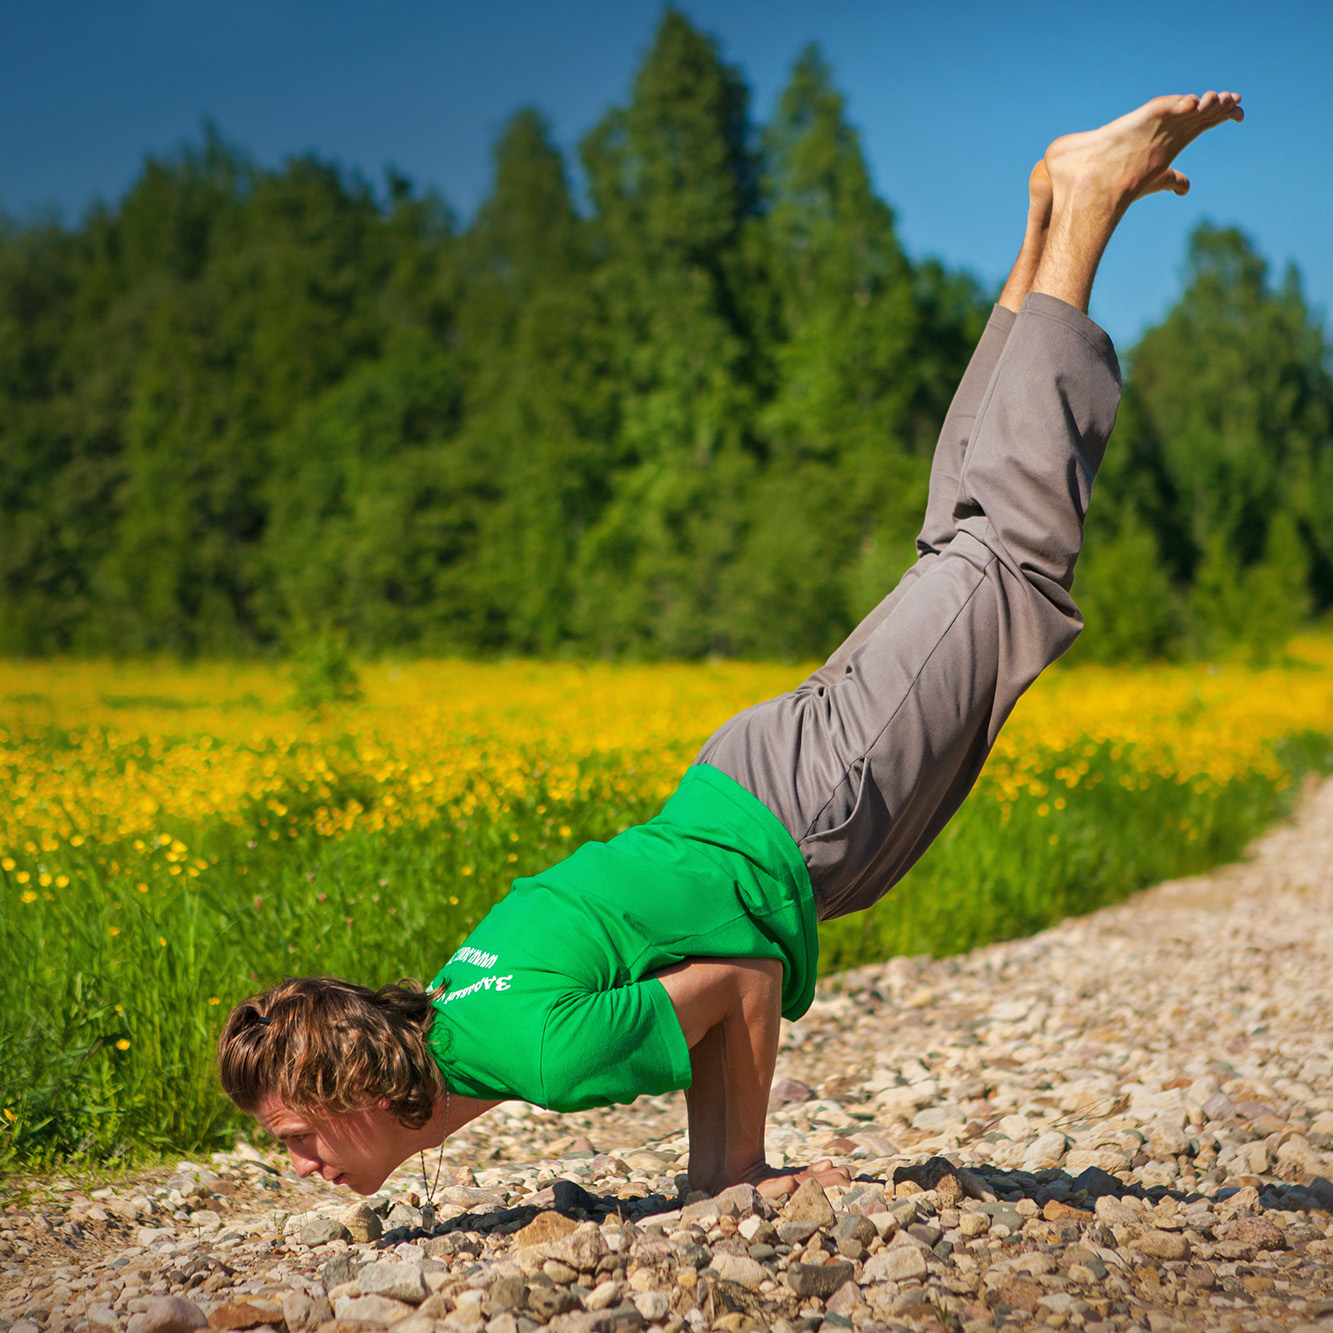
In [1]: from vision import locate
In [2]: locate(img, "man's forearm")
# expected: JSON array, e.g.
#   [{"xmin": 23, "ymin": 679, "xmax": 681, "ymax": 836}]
[
  {"xmin": 719, "ymin": 975, "xmax": 780, "ymax": 1185},
  {"xmin": 684, "ymin": 1023, "xmax": 729, "ymax": 1193},
  {"xmin": 656, "ymin": 956, "xmax": 784, "ymax": 1191}
]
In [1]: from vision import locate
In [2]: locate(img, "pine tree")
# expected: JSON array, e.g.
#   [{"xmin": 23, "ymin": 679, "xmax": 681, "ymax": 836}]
[
  {"xmin": 455, "ymin": 109, "xmax": 613, "ymax": 653},
  {"xmin": 575, "ymin": 8, "xmax": 762, "ymax": 656}
]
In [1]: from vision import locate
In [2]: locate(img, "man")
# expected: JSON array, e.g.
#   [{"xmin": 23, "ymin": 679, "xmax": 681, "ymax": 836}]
[{"xmin": 221, "ymin": 92, "xmax": 1244, "ymax": 1200}]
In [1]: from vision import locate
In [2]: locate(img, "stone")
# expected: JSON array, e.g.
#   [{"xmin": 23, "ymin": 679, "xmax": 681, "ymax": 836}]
[
  {"xmin": 714, "ymin": 1182, "xmax": 765, "ymax": 1217},
  {"xmin": 1070, "ymin": 1165, "xmax": 1127, "ymax": 1199},
  {"xmin": 782, "ymin": 1178, "xmax": 836, "ymax": 1228},
  {"xmin": 585, "ymin": 1281, "xmax": 622, "ymax": 1311},
  {"xmin": 832, "ymin": 1213, "xmax": 876, "ymax": 1248},
  {"xmin": 1043, "ymin": 1200, "xmax": 1092, "ymax": 1222},
  {"xmin": 546, "ymin": 1222, "xmax": 609, "ymax": 1271},
  {"xmin": 356, "ymin": 1259, "xmax": 429, "ymax": 1303},
  {"xmin": 784, "ymin": 1260, "xmax": 855, "ymax": 1298},
  {"xmin": 340, "ymin": 1202, "xmax": 383, "ymax": 1243},
  {"xmin": 487, "ymin": 1274, "xmax": 530, "ymax": 1314},
  {"xmin": 1184, "ymin": 1264, "xmax": 1217, "ymax": 1290},
  {"xmin": 825, "ymin": 1280, "xmax": 869, "ymax": 1315},
  {"xmin": 1147, "ymin": 1117, "xmax": 1190, "ymax": 1158},
  {"xmin": 711, "ymin": 1253, "xmax": 766, "ymax": 1290},
  {"xmin": 769, "ymin": 1078, "xmax": 814, "ymax": 1106},
  {"xmin": 138, "ymin": 1296, "xmax": 209, "ymax": 1333},
  {"xmin": 680, "ymin": 1198, "xmax": 721, "ymax": 1227},
  {"xmin": 513, "ymin": 1210, "xmax": 581, "ymax": 1247},
  {"xmin": 206, "ymin": 1300, "xmax": 284, "ymax": 1329},
  {"xmin": 1130, "ymin": 1230, "xmax": 1191, "ymax": 1261},
  {"xmin": 893, "ymin": 1155, "xmax": 964, "ymax": 1206},
  {"xmin": 551, "ymin": 1179, "xmax": 599, "ymax": 1212},
  {"xmin": 527, "ymin": 1284, "xmax": 582, "ymax": 1320},
  {"xmin": 630, "ymin": 1291, "xmax": 669, "ymax": 1321},
  {"xmin": 323, "ymin": 1254, "xmax": 360, "ymax": 1290},
  {"xmin": 299, "ymin": 1216, "xmax": 352, "ymax": 1246},
  {"xmin": 282, "ymin": 1292, "xmax": 333, "ymax": 1332},
  {"xmin": 1024, "ymin": 1131, "xmax": 1069, "ymax": 1168},
  {"xmin": 1093, "ymin": 1194, "xmax": 1140, "ymax": 1227},
  {"xmin": 777, "ymin": 1219, "xmax": 820, "ymax": 1245},
  {"xmin": 337, "ymin": 1293, "xmax": 418, "ymax": 1322},
  {"xmin": 386, "ymin": 1201, "xmax": 425, "ymax": 1229},
  {"xmin": 1232, "ymin": 1216, "xmax": 1287, "ymax": 1250},
  {"xmin": 992, "ymin": 1277, "xmax": 1044, "ymax": 1313},
  {"xmin": 862, "ymin": 1244, "xmax": 928, "ymax": 1282}
]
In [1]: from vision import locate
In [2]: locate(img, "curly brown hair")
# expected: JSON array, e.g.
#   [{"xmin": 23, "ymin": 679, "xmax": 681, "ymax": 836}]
[{"xmin": 217, "ymin": 976, "xmax": 443, "ymax": 1129}]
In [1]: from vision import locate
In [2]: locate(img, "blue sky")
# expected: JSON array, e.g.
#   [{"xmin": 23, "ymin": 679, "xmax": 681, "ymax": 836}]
[{"xmin": 2, "ymin": 0, "xmax": 1328, "ymax": 349}]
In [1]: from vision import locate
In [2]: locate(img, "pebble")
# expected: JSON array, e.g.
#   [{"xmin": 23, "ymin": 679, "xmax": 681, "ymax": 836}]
[{"xmin": 7, "ymin": 777, "xmax": 1333, "ymax": 1331}]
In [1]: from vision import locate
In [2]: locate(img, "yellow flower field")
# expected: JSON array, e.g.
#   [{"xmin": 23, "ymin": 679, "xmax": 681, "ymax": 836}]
[
  {"xmin": 2, "ymin": 643, "xmax": 1331, "ymax": 1165},
  {"xmin": 3, "ymin": 641, "xmax": 1332, "ymax": 858}
]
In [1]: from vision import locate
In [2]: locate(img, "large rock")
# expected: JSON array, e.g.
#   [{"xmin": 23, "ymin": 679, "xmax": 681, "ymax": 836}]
[
  {"xmin": 893, "ymin": 1156, "xmax": 964, "ymax": 1206},
  {"xmin": 281, "ymin": 1292, "xmax": 333, "ymax": 1332},
  {"xmin": 546, "ymin": 1222, "xmax": 609, "ymax": 1272},
  {"xmin": 336, "ymin": 1293, "xmax": 418, "ymax": 1323},
  {"xmin": 299, "ymin": 1216, "xmax": 351, "ymax": 1246},
  {"xmin": 784, "ymin": 1260, "xmax": 854, "ymax": 1298},
  {"xmin": 512, "ymin": 1210, "xmax": 581, "ymax": 1247},
  {"xmin": 206, "ymin": 1300, "xmax": 284, "ymax": 1329},
  {"xmin": 1130, "ymin": 1230, "xmax": 1191, "ymax": 1261},
  {"xmin": 863, "ymin": 1244, "xmax": 929, "ymax": 1283},
  {"xmin": 710, "ymin": 1253, "xmax": 766, "ymax": 1290},
  {"xmin": 714, "ymin": 1182, "xmax": 766, "ymax": 1218},
  {"xmin": 137, "ymin": 1296, "xmax": 208, "ymax": 1333},
  {"xmin": 340, "ymin": 1202, "xmax": 383, "ymax": 1243},
  {"xmin": 782, "ymin": 1178, "xmax": 835, "ymax": 1228},
  {"xmin": 357, "ymin": 1259, "xmax": 429, "ymax": 1303},
  {"xmin": 1231, "ymin": 1217, "xmax": 1287, "ymax": 1251}
]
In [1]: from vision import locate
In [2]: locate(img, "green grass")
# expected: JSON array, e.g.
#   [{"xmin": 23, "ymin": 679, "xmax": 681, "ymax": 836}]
[{"xmin": 1, "ymin": 731, "xmax": 1330, "ymax": 1176}]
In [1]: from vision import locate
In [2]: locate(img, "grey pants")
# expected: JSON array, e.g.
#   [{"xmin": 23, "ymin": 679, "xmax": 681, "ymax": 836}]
[{"xmin": 696, "ymin": 292, "xmax": 1122, "ymax": 921}]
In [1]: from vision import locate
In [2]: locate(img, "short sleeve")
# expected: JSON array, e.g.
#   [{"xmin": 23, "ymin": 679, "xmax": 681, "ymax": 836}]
[{"xmin": 538, "ymin": 978, "xmax": 693, "ymax": 1111}]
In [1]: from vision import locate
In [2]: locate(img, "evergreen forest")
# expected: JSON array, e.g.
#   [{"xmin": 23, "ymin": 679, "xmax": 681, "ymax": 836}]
[{"xmin": 3, "ymin": 10, "xmax": 1331, "ymax": 665}]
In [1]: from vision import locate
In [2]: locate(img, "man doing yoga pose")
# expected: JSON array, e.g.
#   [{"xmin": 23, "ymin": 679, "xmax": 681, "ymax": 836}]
[{"xmin": 219, "ymin": 92, "xmax": 1244, "ymax": 1200}]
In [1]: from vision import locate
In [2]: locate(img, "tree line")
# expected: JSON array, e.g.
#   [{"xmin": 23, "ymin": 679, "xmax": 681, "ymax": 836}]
[{"xmin": 2, "ymin": 10, "xmax": 1330, "ymax": 665}]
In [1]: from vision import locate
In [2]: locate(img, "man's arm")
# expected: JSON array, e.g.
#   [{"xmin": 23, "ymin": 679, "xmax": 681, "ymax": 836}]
[{"xmin": 655, "ymin": 957, "xmax": 848, "ymax": 1197}]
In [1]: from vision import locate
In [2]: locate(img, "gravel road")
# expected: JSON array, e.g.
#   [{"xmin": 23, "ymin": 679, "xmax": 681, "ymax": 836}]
[{"xmin": 5, "ymin": 775, "xmax": 1333, "ymax": 1333}]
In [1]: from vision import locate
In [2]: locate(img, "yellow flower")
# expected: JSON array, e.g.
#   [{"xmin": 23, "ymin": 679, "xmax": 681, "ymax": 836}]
[
  {"xmin": 55, "ymin": 873, "xmax": 69, "ymax": 887},
  {"xmin": 208, "ymin": 996, "xmax": 221, "ymax": 1005},
  {"xmin": 110, "ymin": 926, "xmax": 120, "ymax": 936},
  {"xmin": 1, "ymin": 857, "xmax": 14, "ymax": 871},
  {"xmin": 159, "ymin": 936, "xmax": 167, "ymax": 948},
  {"xmin": 20, "ymin": 890, "xmax": 37, "ymax": 904},
  {"xmin": 115, "ymin": 1039, "xmax": 130, "ymax": 1051},
  {"xmin": 16, "ymin": 871, "xmax": 29, "ymax": 884}
]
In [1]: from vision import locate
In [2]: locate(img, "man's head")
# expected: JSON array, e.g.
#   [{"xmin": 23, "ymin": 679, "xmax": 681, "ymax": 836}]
[{"xmin": 217, "ymin": 976, "xmax": 442, "ymax": 1129}]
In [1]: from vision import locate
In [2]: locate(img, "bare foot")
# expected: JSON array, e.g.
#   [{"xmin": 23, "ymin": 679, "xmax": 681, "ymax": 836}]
[
  {"xmin": 1045, "ymin": 91, "xmax": 1243, "ymax": 217},
  {"xmin": 750, "ymin": 1158, "xmax": 851, "ymax": 1200},
  {"xmin": 1032, "ymin": 91, "xmax": 1242, "ymax": 311}
]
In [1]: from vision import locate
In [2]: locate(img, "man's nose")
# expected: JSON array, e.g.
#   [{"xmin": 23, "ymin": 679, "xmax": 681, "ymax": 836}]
[{"xmin": 289, "ymin": 1149, "xmax": 321, "ymax": 1178}]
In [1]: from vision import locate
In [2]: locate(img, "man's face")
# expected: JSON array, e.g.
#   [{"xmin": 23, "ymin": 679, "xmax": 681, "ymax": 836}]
[{"xmin": 256, "ymin": 1090, "xmax": 405, "ymax": 1195}]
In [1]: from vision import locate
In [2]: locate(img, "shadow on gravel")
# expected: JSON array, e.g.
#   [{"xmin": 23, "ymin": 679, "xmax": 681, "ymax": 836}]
[{"xmin": 887, "ymin": 1154, "xmax": 1333, "ymax": 1219}]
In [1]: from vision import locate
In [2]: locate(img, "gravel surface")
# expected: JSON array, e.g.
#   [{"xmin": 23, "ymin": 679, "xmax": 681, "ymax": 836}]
[{"xmin": 5, "ymin": 776, "xmax": 1333, "ymax": 1333}]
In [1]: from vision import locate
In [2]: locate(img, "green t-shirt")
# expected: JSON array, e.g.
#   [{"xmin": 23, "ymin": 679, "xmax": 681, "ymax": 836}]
[{"xmin": 426, "ymin": 762, "xmax": 817, "ymax": 1112}]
